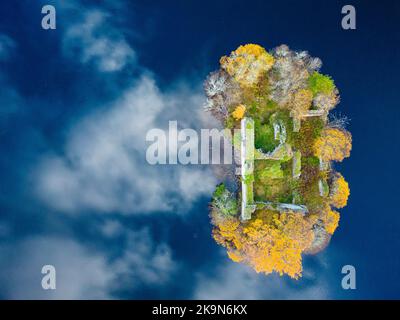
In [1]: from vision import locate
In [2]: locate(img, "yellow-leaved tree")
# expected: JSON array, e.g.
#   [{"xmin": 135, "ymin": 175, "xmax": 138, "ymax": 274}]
[
  {"xmin": 320, "ymin": 206, "xmax": 340, "ymax": 234},
  {"xmin": 314, "ymin": 127, "xmax": 352, "ymax": 162},
  {"xmin": 330, "ymin": 173, "xmax": 350, "ymax": 208},
  {"xmin": 220, "ymin": 44, "xmax": 274, "ymax": 87},
  {"xmin": 212, "ymin": 210, "xmax": 315, "ymax": 279},
  {"xmin": 232, "ymin": 104, "xmax": 246, "ymax": 120}
]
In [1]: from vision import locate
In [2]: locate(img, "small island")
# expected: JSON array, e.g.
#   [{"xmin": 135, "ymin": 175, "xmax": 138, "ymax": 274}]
[{"xmin": 205, "ymin": 44, "xmax": 352, "ymax": 279}]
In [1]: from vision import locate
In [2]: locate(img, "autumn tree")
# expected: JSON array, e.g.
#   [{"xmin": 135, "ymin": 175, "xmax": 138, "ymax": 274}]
[
  {"xmin": 232, "ymin": 104, "xmax": 246, "ymax": 120},
  {"xmin": 220, "ymin": 44, "xmax": 274, "ymax": 87},
  {"xmin": 204, "ymin": 70, "xmax": 231, "ymax": 97},
  {"xmin": 212, "ymin": 210, "xmax": 315, "ymax": 279},
  {"xmin": 291, "ymin": 88, "xmax": 313, "ymax": 116},
  {"xmin": 314, "ymin": 127, "xmax": 352, "ymax": 162},
  {"xmin": 320, "ymin": 206, "xmax": 340, "ymax": 234},
  {"xmin": 313, "ymin": 90, "xmax": 340, "ymax": 113},
  {"xmin": 204, "ymin": 70, "xmax": 241, "ymax": 123},
  {"xmin": 268, "ymin": 45, "xmax": 320, "ymax": 107},
  {"xmin": 330, "ymin": 173, "xmax": 350, "ymax": 208}
]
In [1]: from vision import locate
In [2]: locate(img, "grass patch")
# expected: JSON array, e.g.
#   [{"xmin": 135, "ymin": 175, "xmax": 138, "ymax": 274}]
[
  {"xmin": 254, "ymin": 160, "xmax": 294, "ymax": 202},
  {"xmin": 254, "ymin": 119, "xmax": 279, "ymax": 152}
]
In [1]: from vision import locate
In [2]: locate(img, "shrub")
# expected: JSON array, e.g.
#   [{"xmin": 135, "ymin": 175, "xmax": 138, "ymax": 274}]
[
  {"xmin": 211, "ymin": 183, "xmax": 238, "ymax": 216},
  {"xmin": 302, "ymin": 156, "xmax": 320, "ymax": 167},
  {"xmin": 308, "ymin": 72, "xmax": 335, "ymax": 96}
]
